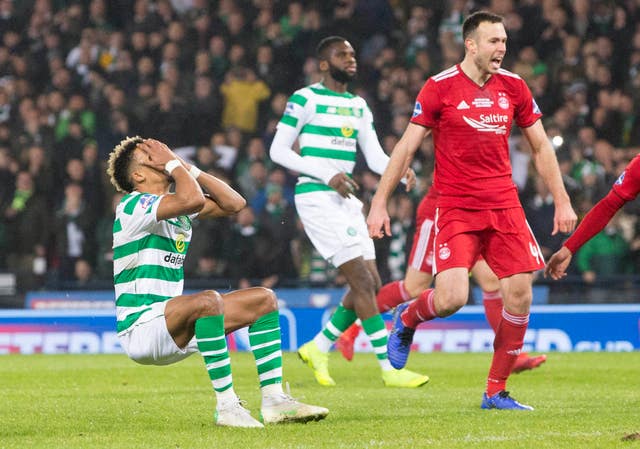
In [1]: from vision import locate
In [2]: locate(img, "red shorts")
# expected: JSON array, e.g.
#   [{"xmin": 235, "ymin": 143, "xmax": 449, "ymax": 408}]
[
  {"xmin": 407, "ymin": 211, "xmax": 436, "ymax": 274},
  {"xmin": 432, "ymin": 207, "xmax": 544, "ymax": 278}
]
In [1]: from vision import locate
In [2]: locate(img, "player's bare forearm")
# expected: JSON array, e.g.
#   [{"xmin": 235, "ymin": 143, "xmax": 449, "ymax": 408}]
[
  {"xmin": 156, "ymin": 168, "xmax": 206, "ymax": 220},
  {"xmin": 197, "ymin": 173, "xmax": 246, "ymax": 218},
  {"xmin": 372, "ymin": 147, "xmax": 407, "ymax": 205},
  {"xmin": 372, "ymin": 123, "xmax": 428, "ymax": 206},
  {"xmin": 532, "ymin": 148, "xmax": 576, "ymax": 233},
  {"xmin": 368, "ymin": 124, "xmax": 428, "ymax": 238},
  {"xmin": 523, "ymin": 122, "xmax": 576, "ymax": 233}
]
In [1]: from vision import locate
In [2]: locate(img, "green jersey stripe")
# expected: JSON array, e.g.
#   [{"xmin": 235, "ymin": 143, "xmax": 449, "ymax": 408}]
[
  {"xmin": 316, "ymin": 104, "xmax": 363, "ymax": 117},
  {"xmin": 120, "ymin": 192, "xmax": 136, "ymax": 203},
  {"xmin": 113, "ymin": 219, "xmax": 122, "ymax": 233},
  {"xmin": 289, "ymin": 93, "xmax": 308, "ymax": 106},
  {"xmin": 309, "ymin": 86, "xmax": 355, "ymax": 98},
  {"xmin": 114, "ymin": 264, "xmax": 183, "ymax": 284},
  {"xmin": 280, "ymin": 114, "xmax": 298, "ymax": 127},
  {"xmin": 117, "ymin": 307, "xmax": 153, "ymax": 333},
  {"xmin": 116, "ymin": 292, "xmax": 172, "ymax": 307},
  {"xmin": 113, "ymin": 234, "xmax": 188, "ymax": 260},
  {"xmin": 123, "ymin": 193, "xmax": 144, "ymax": 215},
  {"xmin": 301, "ymin": 124, "xmax": 359, "ymax": 139},
  {"xmin": 300, "ymin": 147, "xmax": 356, "ymax": 161},
  {"xmin": 295, "ymin": 183, "xmax": 334, "ymax": 194}
]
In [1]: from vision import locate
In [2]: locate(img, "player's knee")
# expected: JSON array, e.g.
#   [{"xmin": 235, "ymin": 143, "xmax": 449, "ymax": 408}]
[
  {"xmin": 197, "ymin": 290, "xmax": 224, "ymax": 316},
  {"xmin": 435, "ymin": 291, "xmax": 466, "ymax": 317},
  {"xmin": 351, "ymin": 271, "xmax": 376, "ymax": 298},
  {"xmin": 404, "ymin": 280, "xmax": 431, "ymax": 298},
  {"xmin": 258, "ymin": 287, "xmax": 278, "ymax": 314},
  {"xmin": 504, "ymin": 289, "xmax": 532, "ymax": 313},
  {"xmin": 477, "ymin": 275, "xmax": 500, "ymax": 292}
]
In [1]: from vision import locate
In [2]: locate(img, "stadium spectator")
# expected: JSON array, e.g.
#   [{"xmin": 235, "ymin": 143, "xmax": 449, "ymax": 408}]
[
  {"xmin": 222, "ymin": 206, "xmax": 275, "ymax": 289},
  {"xmin": 51, "ymin": 182, "xmax": 96, "ymax": 283},
  {"xmin": 575, "ymin": 212, "xmax": 633, "ymax": 282},
  {"xmin": 186, "ymin": 75, "xmax": 221, "ymax": 146},
  {"xmin": 220, "ymin": 66, "xmax": 271, "ymax": 134},
  {"xmin": 0, "ymin": 0, "xmax": 638, "ymax": 297},
  {"xmin": 3, "ymin": 171, "xmax": 49, "ymax": 291},
  {"xmin": 143, "ymin": 80, "xmax": 188, "ymax": 148},
  {"xmin": 256, "ymin": 181, "xmax": 298, "ymax": 282}
]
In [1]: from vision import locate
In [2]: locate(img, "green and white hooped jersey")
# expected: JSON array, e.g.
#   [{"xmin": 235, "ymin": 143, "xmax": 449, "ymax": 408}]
[
  {"xmin": 279, "ymin": 82, "xmax": 378, "ymax": 194},
  {"xmin": 112, "ymin": 192, "xmax": 195, "ymax": 334}
]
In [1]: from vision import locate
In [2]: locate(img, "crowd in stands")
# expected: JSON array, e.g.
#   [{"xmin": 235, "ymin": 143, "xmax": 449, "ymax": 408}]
[{"xmin": 1, "ymin": 0, "xmax": 640, "ymax": 295}]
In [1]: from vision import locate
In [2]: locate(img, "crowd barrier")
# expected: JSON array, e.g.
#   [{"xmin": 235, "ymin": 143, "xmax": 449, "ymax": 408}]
[{"xmin": 1, "ymin": 289, "xmax": 638, "ymax": 355}]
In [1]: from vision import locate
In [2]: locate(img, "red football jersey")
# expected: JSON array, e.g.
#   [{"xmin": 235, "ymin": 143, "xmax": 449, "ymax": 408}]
[
  {"xmin": 612, "ymin": 154, "xmax": 640, "ymax": 200},
  {"xmin": 415, "ymin": 185, "xmax": 438, "ymax": 222},
  {"xmin": 411, "ymin": 65, "xmax": 542, "ymax": 209}
]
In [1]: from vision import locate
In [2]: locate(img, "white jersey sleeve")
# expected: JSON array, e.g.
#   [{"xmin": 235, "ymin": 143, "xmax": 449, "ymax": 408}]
[
  {"xmin": 357, "ymin": 104, "xmax": 390, "ymax": 176},
  {"xmin": 269, "ymin": 91, "xmax": 340, "ymax": 184},
  {"xmin": 118, "ymin": 193, "xmax": 163, "ymax": 236}
]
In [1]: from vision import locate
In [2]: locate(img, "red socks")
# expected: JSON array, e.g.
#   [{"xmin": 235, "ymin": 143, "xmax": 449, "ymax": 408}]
[
  {"xmin": 401, "ymin": 288, "xmax": 437, "ymax": 328},
  {"xmin": 376, "ymin": 280, "xmax": 411, "ymax": 312},
  {"xmin": 486, "ymin": 309, "xmax": 529, "ymax": 396},
  {"xmin": 482, "ymin": 290, "xmax": 503, "ymax": 333}
]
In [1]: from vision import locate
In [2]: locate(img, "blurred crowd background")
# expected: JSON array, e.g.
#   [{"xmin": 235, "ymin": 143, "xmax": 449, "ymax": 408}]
[{"xmin": 1, "ymin": 0, "xmax": 640, "ymax": 303}]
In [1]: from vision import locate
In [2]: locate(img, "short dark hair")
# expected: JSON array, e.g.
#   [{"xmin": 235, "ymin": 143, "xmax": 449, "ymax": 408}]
[
  {"xmin": 462, "ymin": 11, "xmax": 504, "ymax": 40},
  {"xmin": 106, "ymin": 136, "xmax": 144, "ymax": 193},
  {"xmin": 316, "ymin": 36, "xmax": 347, "ymax": 61}
]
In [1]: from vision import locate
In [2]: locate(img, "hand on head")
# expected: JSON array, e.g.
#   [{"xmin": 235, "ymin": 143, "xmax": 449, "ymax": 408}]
[{"xmin": 138, "ymin": 139, "xmax": 176, "ymax": 172}]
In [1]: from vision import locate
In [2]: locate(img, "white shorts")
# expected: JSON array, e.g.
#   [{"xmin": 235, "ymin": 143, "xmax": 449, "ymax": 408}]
[
  {"xmin": 295, "ymin": 191, "xmax": 375, "ymax": 268},
  {"xmin": 118, "ymin": 301, "xmax": 198, "ymax": 365}
]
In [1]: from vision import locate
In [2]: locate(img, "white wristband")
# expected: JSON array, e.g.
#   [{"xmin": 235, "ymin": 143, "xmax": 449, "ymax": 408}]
[
  {"xmin": 164, "ymin": 159, "xmax": 181, "ymax": 174},
  {"xmin": 189, "ymin": 165, "xmax": 202, "ymax": 179}
]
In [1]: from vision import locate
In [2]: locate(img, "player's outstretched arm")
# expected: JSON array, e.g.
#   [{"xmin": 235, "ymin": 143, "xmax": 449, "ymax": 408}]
[
  {"xmin": 521, "ymin": 121, "xmax": 577, "ymax": 234},
  {"xmin": 544, "ymin": 246, "xmax": 572, "ymax": 280},
  {"xmin": 367, "ymin": 123, "xmax": 428, "ymax": 238}
]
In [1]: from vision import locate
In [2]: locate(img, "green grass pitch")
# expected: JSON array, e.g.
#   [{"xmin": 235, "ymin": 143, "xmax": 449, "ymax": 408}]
[{"xmin": 2, "ymin": 351, "xmax": 639, "ymax": 449}]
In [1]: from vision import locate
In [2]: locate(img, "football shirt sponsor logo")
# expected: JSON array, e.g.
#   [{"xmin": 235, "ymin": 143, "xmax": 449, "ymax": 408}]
[
  {"xmin": 462, "ymin": 115, "xmax": 508, "ymax": 135},
  {"xmin": 330, "ymin": 137, "xmax": 356, "ymax": 147},
  {"xmin": 164, "ymin": 253, "xmax": 185, "ymax": 266},
  {"xmin": 615, "ymin": 171, "xmax": 626, "ymax": 185},
  {"xmin": 456, "ymin": 100, "xmax": 470, "ymax": 110},
  {"xmin": 472, "ymin": 98, "xmax": 493, "ymax": 108}
]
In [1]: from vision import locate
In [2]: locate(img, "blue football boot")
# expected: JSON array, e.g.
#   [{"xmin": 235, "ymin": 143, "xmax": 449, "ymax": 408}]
[
  {"xmin": 387, "ymin": 303, "xmax": 416, "ymax": 369},
  {"xmin": 481, "ymin": 390, "xmax": 534, "ymax": 411}
]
